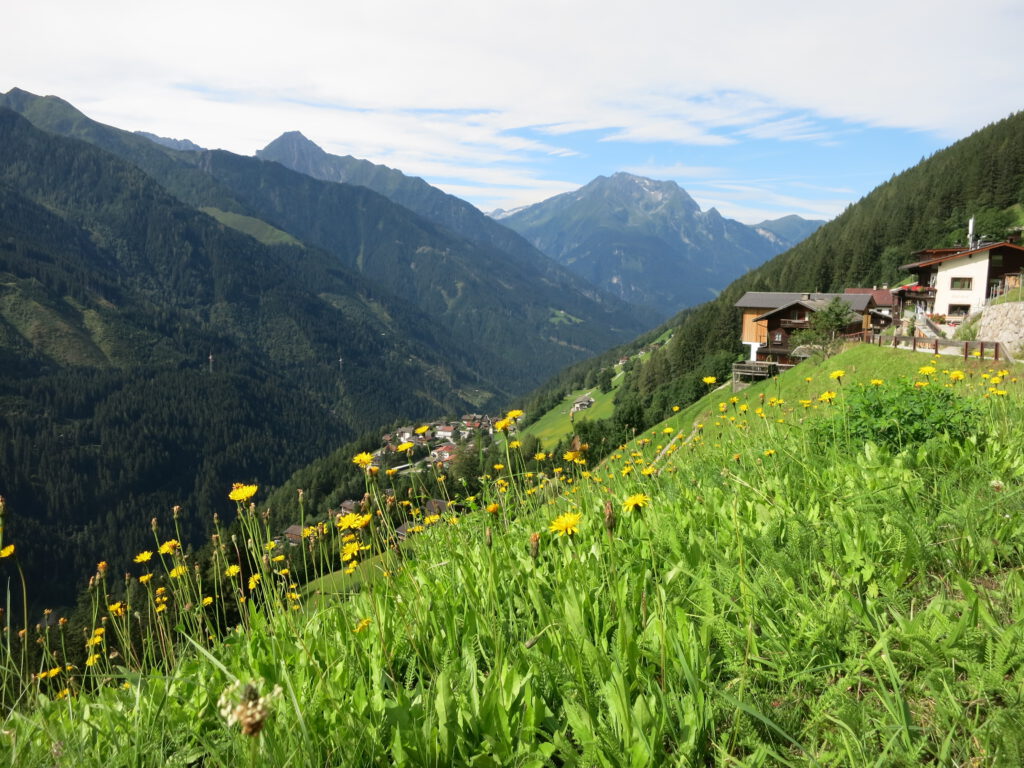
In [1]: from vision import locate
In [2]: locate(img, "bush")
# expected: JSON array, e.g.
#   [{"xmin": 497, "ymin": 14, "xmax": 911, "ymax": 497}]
[{"xmin": 843, "ymin": 379, "xmax": 981, "ymax": 451}]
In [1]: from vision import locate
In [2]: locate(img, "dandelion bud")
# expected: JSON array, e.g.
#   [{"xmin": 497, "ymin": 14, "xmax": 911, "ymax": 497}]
[
  {"xmin": 151, "ymin": 517, "xmax": 159, "ymax": 532},
  {"xmin": 213, "ymin": 512, "xmax": 220, "ymax": 525},
  {"xmin": 261, "ymin": 508, "xmax": 271, "ymax": 523},
  {"xmin": 529, "ymin": 532, "xmax": 540, "ymax": 561},
  {"xmin": 0, "ymin": 495, "xmax": 5, "ymax": 517},
  {"xmin": 172, "ymin": 505, "xmax": 181, "ymax": 520},
  {"xmin": 248, "ymin": 502, "xmax": 256, "ymax": 516},
  {"xmin": 603, "ymin": 500, "xmax": 615, "ymax": 537},
  {"xmin": 297, "ymin": 488, "xmax": 304, "ymax": 500},
  {"xmin": 485, "ymin": 527, "xmax": 492, "ymax": 548}
]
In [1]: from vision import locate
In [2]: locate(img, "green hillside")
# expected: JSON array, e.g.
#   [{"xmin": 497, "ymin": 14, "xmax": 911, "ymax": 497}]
[
  {"xmin": 199, "ymin": 207, "xmax": 303, "ymax": 247},
  {"xmin": 529, "ymin": 109, "xmax": 1024, "ymax": 461},
  {"xmin": 3, "ymin": 345, "xmax": 1023, "ymax": 766}
]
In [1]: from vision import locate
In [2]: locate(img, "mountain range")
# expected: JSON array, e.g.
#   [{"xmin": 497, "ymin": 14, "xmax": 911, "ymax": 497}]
[
  {"xmin": 0, "ymin": 88, "xmax": 654, "ymax": 602},
  {"xmin": 0, "ymin": 86, "xmax": 826, "ymax": 604},
  {"xmin": 494, "ymin": 172, "xmax": 824, "ymax": 317}
]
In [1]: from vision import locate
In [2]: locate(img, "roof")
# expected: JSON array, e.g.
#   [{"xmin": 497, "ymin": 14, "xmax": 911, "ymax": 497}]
[
  {"xmin": 751, "ymin": 296, "xmax": 868, "ymax": 322},
  {"xmin": 735, "ymin": 291, "xmax": 863, "ymax": 309},
  {"xmin": 900, "ymin": 241, "xmax": 1024, "ymax": 270},
  {"xmin": 844, "ymin": 287, "xmax": 894, "ymax": 307}
]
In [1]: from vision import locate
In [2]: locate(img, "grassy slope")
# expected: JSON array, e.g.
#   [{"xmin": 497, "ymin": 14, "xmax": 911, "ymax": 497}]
[
  {"xmin": 199, "ymin": 207, "xmax": 304, "ymax": 247},
  {"xmin": 5, "ymin": 344, "xmax": 1024, "ymax": 766},
  {"xmin": 521, "ymin": 374, "xmax": 621, "ymax": 448}
]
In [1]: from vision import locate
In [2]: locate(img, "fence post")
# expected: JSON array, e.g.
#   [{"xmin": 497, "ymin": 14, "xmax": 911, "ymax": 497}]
[
  {"xmin": 964, "ymin": 342, "xmax": 968, "ymax": 361},
  {"xmin": 912, "ymin": 336, "xmax": 917, "ymax": 351},
  {"xmin": 934, "ymin": 339, "xmax": 939, "ymax": 354},
  {"xmin": 980, "ymin": 342, "xmax": 986, "ymax": 360},
  {"xmin": 995, "ymin": 343, "xmax": 1001, "ymax": 362}
]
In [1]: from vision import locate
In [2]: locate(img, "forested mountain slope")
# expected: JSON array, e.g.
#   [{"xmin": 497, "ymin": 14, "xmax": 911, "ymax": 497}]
[
  {"xmin": 0, "ymin": 109, "xmax": 500, "ymax": 603},
  {"xmin": 0, "ymin": 88, "xmax": 652, "ymax": 394}
]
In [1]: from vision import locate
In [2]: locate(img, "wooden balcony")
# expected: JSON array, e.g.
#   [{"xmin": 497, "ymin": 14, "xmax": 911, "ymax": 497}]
[{"xmin": 778, "ymin": 318, "xmax": 810, "ymax": 329}]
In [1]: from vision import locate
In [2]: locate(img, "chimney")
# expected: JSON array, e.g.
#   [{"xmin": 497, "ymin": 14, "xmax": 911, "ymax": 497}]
[
  {"xmin": 800, "ymin": 292, "xmax": 810, "ymax": 300},
  {"xmin": 968, "ymin": 216, "xmax": 976, "ymax": 249}
]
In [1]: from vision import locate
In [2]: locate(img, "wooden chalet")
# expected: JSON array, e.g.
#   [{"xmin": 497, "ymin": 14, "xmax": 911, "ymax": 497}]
[{"xmin": 735, "ymin": 292, "xmax": 877, "ymax": 364}]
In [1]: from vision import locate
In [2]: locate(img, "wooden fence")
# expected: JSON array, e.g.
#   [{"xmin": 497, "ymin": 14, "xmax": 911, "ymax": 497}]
[{"xmin": 842, "ymin": 330, "xmax": 1012, "ymax": 362}]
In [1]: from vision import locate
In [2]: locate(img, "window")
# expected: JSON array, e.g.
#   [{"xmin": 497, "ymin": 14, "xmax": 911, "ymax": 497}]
[
  {"xmin": 948, "ymin": 304, "xmax": 970, "ymax": 316},
  {"xmin": 950, "ymin": 277, "xmax": 973, "ymax": 291},
  {"xmin": 773, "ymin": 332, "xmax": 783, "ymax": 343}
]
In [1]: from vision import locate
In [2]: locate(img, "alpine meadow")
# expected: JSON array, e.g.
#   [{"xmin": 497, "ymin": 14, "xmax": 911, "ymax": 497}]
[{"xmin": 2, "ymin": 66, "xmax": 1024, "ymax": 768}]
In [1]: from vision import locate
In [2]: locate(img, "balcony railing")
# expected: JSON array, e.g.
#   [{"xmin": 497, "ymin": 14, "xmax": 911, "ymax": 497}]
[{"xmin": 778, "ymin": 318, "xmax": 810, "ymax": 328}]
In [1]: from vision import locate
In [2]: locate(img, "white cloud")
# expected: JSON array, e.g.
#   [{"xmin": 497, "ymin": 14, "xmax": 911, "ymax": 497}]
[{"xmin": 4, "ymin": 0, "xmax": 1022, "ymax": 213}]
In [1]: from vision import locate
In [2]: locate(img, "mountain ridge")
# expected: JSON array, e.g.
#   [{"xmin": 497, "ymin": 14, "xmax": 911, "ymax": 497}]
[{"xmin": 496, "ymin": 172, "xmax": 823, "ymax": 316}]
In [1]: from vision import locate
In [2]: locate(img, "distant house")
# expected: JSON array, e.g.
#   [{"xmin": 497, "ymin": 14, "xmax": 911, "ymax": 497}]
[
  {"xmin": 735, "ymin": 292, "xmax": 876, "ymax": 362},
  {"xmin": 571, "ymin": 395, "xmax": 595, "ymax": 413},
  {"xmin": 893, "ymin": 242, "xmax": 1024, "ymax": 319},
  {"xmin": 430, "ymin": 442, "xmax": 457, "ymax": 463},
  {"xmin": 282, "ymin": 524, "xmax": 304, "ymax": 545},
  {"xmin": 433, "ymin": 424, "xmax": 456, "ymax": 440}
]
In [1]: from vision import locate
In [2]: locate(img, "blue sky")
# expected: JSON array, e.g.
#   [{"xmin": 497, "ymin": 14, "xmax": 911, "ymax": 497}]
[{"xmin": 4, "ymin": 0, "xmax": 1023, "ymax": 223}]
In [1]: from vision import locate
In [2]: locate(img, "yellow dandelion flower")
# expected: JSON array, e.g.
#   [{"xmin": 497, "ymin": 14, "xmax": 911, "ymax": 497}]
[
  {"xmin": 352, "ymin": 452, "xmax": 374, "ymax": 468},
  {"xmin": 623, "ymin": 493, "xmax": 651, "ymax": 512},
  {"xmin": 548, "ymin": 511, "xmax": 582, "ymax": 537},
  {"xmin": 397, "ymin": 441, "xmax": 414, "ymax": 452},
  {"xmin": 169, "ymin": 565, "xmax": 188, "ymax": 579},
  {"xmin": 133, "ymin": 550, "xmax": 153, "ymax": 564},
  {"xmin": 353, "ymin": 617, "xmax": 372, "ymax": 633},
  {"xmin": 918, "ymin": 365, "xmax": 936, "ymax": 376},
  {"xmin": 248, "ymin": 573, "xmax": 261, "ymax": 590},
  {"xmin": 494, "ymin": 417, "xmax": 512, "ymax": 432},
  {"xmin": 85, "ymin": 635, "xmax": 103, "ymax": 648},
  {"xmin": 870, "ymin": 379, "xmax": 884, "ymax": 386},
  {"xmin": 202, "ymin": 596, "xmax": 214, "ymax": 607},
  {"xmin": 0, "ymin": 544, "xmax": 13, "ymax": 558},
  {"xmin": 506, "ymin": 409, "xmax": 524, "ymax": 420},
  {"xmin": 138, "ymin": 573, "xmax": 153, "ymax": 584},
  {"xmin": 487, "ymin": 503, "xmax": 500, "ymax": 514},
  {"xmin": 829, "ymin": 370, "xmax": 845, "ymax": 381},
  {"xmin": 86, "ymin": 654, "xmax": 100, "ymax": 667},
  {"xmin": 702, "ymin": 376, "xmax": 717, "ymax": 385},
  {"xmin": 415, "ymin": 424, "xmax": 430, "ymax": 434},
  {"xmin": 157, "ymin": 539, "xmax": 180, "ymax": 555},
  {"xmin": 224, "ymin": 564, "xmax": 241, "ymax": 577},
  {"xmin": 228, "ymin": 483, "xmax": 258, "ymax": 502},
  {"xmin": 534, "ymin": 451, "xmax": 547, "ymax": 461}
]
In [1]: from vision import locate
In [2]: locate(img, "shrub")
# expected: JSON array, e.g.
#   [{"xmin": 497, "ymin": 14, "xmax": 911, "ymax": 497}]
[{"xmin": 843, "ymin": 379, "xmax": 981, "ymax": 451}]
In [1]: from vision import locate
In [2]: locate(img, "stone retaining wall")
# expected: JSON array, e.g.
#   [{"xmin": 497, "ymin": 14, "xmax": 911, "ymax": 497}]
[{"xmin": 979, "ymin": 302, "xmax": 1024, "ymax": 357}]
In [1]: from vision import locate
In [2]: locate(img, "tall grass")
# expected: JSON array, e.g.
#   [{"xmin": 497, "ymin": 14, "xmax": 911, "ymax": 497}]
[{"xmin": 2, "ymin": 345, "xmax": 1023, "ymax": 766}]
